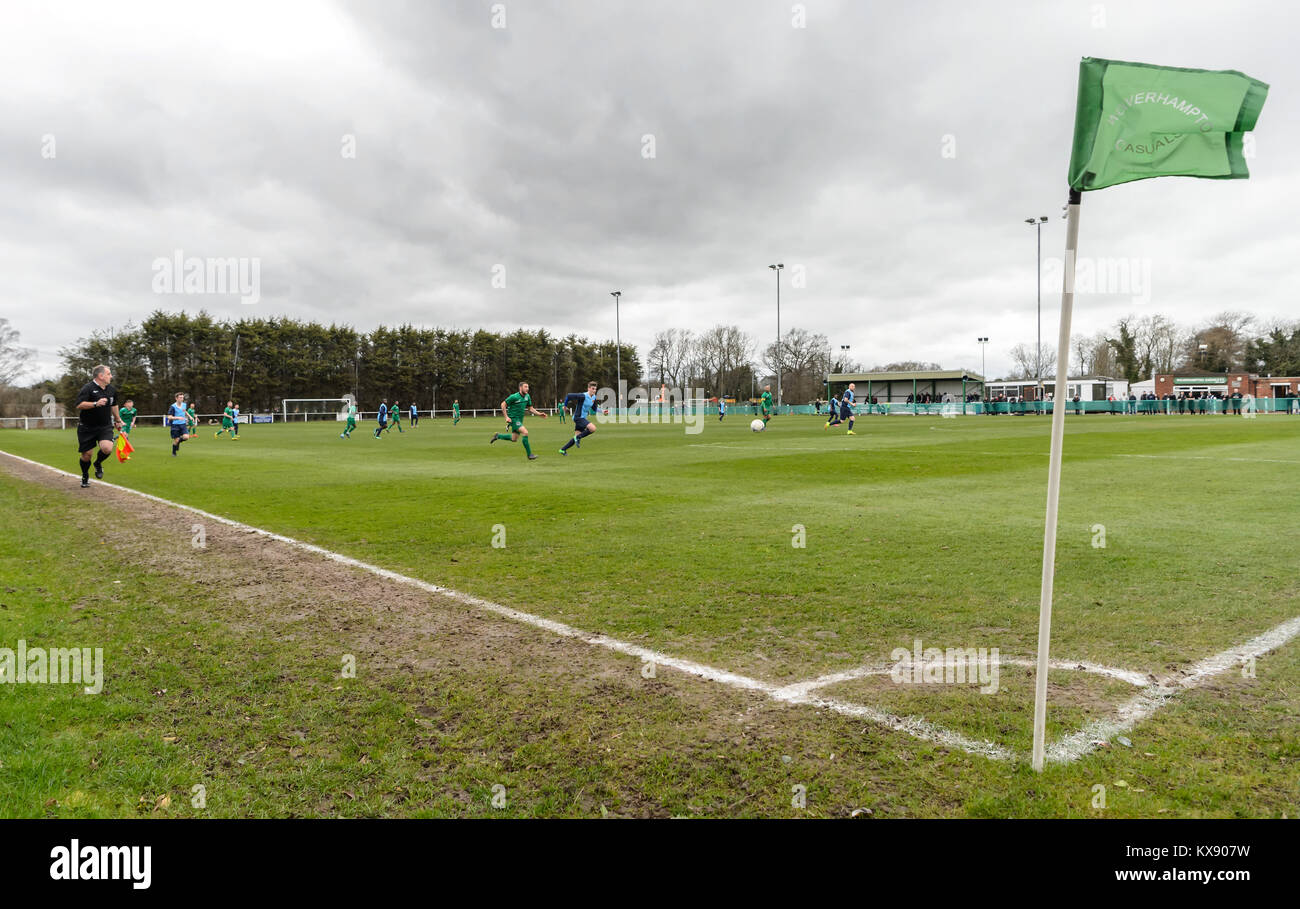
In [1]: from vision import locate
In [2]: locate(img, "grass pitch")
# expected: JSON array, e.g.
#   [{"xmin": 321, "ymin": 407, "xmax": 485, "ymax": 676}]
[{"xmin": 2, "ymin": 411, "xmax": 1298, "ymax": 816}]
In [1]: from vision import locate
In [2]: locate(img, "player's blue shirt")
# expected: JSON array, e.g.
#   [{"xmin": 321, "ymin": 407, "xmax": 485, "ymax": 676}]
[
  {"xmin": 718, "ymin": 398, "xmax": 726, "ymax": 413},
  {"xmin": 564, "ymin": 392, "xmax": 598, "ymax": 420},
  {"xmin": 377, "ymin": 404, "xmax": 388, "ymax": 422},
  {"xmin": 409, "ymin": 404, "xmax": 417, "ymax": 417},
  {"xmin": 842, "ymin": 388, "xmax": 855, "ymax": 405},
  {"xmin": 167, "ymin": 403, "xmax": 187, "ymax": 426}
]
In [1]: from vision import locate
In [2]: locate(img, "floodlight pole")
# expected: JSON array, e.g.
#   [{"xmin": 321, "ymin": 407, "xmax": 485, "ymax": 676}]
[
  {"xmin": 978, "ymin": 337, "xmax": 989, "ymax": 413},
  {"xmin": 1031, "ymin": 189, "xmax": 1082, "ymax": 773},
  {"xmin": 229, "ymin": 333, "xmax": 240, "ymax": 400},
  {"xmin": 611, "ymin": 291, "xmax": 622, "ymax": 410},
  {"xmin": 1025, "ymin": 216, "xmax": 1047, "ymax": 395},
  {"xmin": 769, "ymin": 264, "xmax": 783, "ymax": 406}
]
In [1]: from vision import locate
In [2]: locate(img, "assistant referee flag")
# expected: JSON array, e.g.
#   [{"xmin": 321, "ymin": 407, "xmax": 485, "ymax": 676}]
[{"xmin": 1067, "ymin": 57, "xmax": 1268, "ymax": 191}]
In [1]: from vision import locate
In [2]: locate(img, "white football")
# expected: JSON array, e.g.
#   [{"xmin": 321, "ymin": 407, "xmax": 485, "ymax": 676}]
[{"xmin": 750, "ymin": 419, "xmax": 765, "ymax": 432}]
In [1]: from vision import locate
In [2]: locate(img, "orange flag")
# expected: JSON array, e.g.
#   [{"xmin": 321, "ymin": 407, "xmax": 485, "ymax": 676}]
[{"xmin": 115, "ymin": 433, "xmax": 134, "ymax": 462}]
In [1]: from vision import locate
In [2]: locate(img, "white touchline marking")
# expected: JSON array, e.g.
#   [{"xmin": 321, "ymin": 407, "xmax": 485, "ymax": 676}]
[
  {"xmin": 1046, "ymin": 614, "xmax": 1300, "ymax": 765},
  {"xmin": 0, "ymin": 450, "xmax": 1010, "ymax": 760}
]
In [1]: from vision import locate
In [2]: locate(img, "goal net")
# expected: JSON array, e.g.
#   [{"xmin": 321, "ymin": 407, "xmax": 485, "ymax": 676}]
[{"xmin": 281, "ymin": 396, "xmax": 353, "ymax": 422}]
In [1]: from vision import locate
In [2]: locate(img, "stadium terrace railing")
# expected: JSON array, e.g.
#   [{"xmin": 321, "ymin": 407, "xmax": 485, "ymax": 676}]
[{"xmin": 4, "ymin": 398, "xmax": 1299, "ymax": 429}]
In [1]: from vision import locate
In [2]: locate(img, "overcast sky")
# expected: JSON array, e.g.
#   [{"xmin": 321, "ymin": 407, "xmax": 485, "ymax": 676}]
[{"xmin": 3, "ymin": 0, "xmax": 1297, "ymax": 383}]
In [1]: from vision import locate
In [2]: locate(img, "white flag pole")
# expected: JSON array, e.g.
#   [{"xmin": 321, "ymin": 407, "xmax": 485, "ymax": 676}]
[{"xmin": 1031, "ymin": 187, "xmax": 1082, "ymax": 772}]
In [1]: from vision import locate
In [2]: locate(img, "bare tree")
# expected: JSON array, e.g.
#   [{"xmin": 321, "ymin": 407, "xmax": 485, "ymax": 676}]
[
  {"xmin": 871, "ymin": 360, "xmax": 943, "ymax": 372},
  {"xmin": 1179, "ymin": 311, "xmax": 1255, "ymax": 372},
  {"xmin": 764, "ymin": 328, "xmax": 831, "ymax": 403},
  {"xmin": 695, "ymin": 324, "xmax": 754, "ymax": 398},
  {"xmin": 1071, "ymin": 334, "xmax": 1091, "ymax": 374},
  {"xmin": 0, "ymin": 318, "xmax": 34, "ymax": 387},
  {"xmin": 1008, "ymin": 343, "xmax": 1055, "ymax": 380},
  {"xmin": 648, "ymin": 328, "xmax": 695, "ymax": 389}
]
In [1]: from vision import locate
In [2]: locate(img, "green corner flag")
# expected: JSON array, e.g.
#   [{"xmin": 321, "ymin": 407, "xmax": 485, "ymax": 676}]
[
  {"xmin": 1068, "ymin": 57, "xmax": 1268, "ymax": 191},
  {"xmin": 1035, "ymin": 57, "xmax": 1267, "ymax": 773}
]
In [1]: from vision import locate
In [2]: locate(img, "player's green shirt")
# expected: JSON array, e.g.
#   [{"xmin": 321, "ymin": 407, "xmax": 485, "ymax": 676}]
[
  {"xmin": 119, "ymin": 406, "xmax": 136, "ymax": 428},
  {"xmin": 186, "ymin": 405, "xmax": 196, "ymax": 421},
  {"xmin": 760, "ymin": 391, "xmax": 773, "ymax": 412},
  {"xmin": 452, "ymin": 403, "xmax": 460, "ymax": 414},
  {"xmin": 223, "ymin": 406, "xmax": 234, "ymax": 423},
  {"xmin": 504, "ymin": 392, "xmax": 531, "ymax": 422}
]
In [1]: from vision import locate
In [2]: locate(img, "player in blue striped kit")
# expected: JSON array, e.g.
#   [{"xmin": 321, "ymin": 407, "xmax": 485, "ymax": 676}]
[
  {"xmin": 825, "ymin": 384, "xmax": 857, "ymax": 434},
  {"xmin": 559, "ymin": 381, "xmax": 600, "ymax": 456}
]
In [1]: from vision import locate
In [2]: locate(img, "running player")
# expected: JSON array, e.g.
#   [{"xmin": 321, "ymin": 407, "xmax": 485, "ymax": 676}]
[
  {"xmin": 231, "ymin": 403, "xmax": 240, "ymax": 436},
  {"xmin": 118, "ymin": 399, "xmax": 137, "ymax": 437},
  {"xmin": 841, "ymin": 383, "xmax": 858, "ymax": 435},
  {"xmin": 374, "ymin": 399, "xmax": 388, "ymax": 437},
  {"xmin": 341, "ymin": 401, "xmax": 358, "ymax": 438},
  {"xmin": 452, "ymin": 400, "xmax": 461, "ymax": 425},
  {"xmin": 759, "ymin": 384, "xmax": 774, "ymax": 426},
  {"xmin": 74, "ymin": 365, "xmax": 122, "ymax": 487},
  {"xmin": 825, "ymin": 393, "xmax": 843, "ymax": 428},
  {"xmin": 490, "ymin": 381, "xmax": 547, "ymax": 460},
  {"xmin": 388, "ymin": 400, "xmax": 404, "ymax": 433},
  {"xmin": 167, "ymin": 392, "xmax": 192, "ymax": 456},
  {"xmin": 215, "ymin": 400, "xmax": 237, "ymax": 438},
  {"xmin": 559, "ymin": 381, "xmax": 600, "ymax": 455},
  {"xmin": 717, "ymin": 396, "xmax": 727, "ymax": 422}
]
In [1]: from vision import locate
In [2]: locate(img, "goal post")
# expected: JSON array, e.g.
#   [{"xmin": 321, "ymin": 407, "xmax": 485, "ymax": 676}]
[{"xmin": 281, "ymin": 396, "xmax": 353, "ymax": 422}]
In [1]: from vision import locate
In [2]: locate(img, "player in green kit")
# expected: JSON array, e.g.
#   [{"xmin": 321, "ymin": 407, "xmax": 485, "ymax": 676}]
[
  {"xmin": 490, "ymin": 381, "xmax": 547, "ymax": 460},
  {"xmin": 452, "ymin": 399, "xmax": 461, "ymax": 424},
  {"xmin": 387, "ymin": 400, "xmax": 404, "ymax": 433},
  {"xmin": 759, "ymin": 384, "xmax": 774, "ymax": 425},
  {"xmin": 186, "ymin": 401, "xmax": 198, "ymax": 437},
  {"xmin": 215, "ymin": 400, "xmax": 237, "ymax": 438},
  {"xmin": 118, "ymin": 400, "xmax": 137, "ymax": 436},
  {"xmin": 340, "ymin": 402, "xmax": 358, "ymax": 438}
]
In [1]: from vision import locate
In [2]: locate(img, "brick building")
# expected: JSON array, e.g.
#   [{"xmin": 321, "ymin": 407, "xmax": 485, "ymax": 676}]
[{"xmin": 1154, "ymin": 373, "xmax": 1300, "ymax": 399}]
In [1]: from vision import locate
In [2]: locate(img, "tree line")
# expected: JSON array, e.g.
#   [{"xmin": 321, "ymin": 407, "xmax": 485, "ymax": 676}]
[
  {"xmin": 49, "ymin": 311, "xmax": 642, "ymax": 414},
  {"xmin": 1005, "ymin": 312, "xmax": 1300, "ymax": 382},
  {"xmin": 648, "ymin": 325, "xmax": 836, "ymax": 403}
]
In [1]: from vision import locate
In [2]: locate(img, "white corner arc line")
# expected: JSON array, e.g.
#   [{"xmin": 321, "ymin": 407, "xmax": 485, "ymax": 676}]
[
  {"xmin": 1045, "ymin": 614, "xmax": 1300, "ymax": 764},
  {"xmin": 786, "ymin": 657, "xmax": 1150, "ymax": 697},
  {"xmin": 0, "ymin": 450, "xmax": 1012, "ymax": 761}
]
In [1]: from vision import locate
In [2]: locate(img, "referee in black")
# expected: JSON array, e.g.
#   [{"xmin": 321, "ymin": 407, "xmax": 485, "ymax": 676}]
[{"xmin": 75, "ymin": 364, "xmax": 123, "ymax": 488}]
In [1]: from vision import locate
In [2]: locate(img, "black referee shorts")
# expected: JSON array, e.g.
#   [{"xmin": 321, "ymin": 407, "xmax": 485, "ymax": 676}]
[{"xmin": 77, "ymin": 425, "xmax": 114, "ymax": 453}]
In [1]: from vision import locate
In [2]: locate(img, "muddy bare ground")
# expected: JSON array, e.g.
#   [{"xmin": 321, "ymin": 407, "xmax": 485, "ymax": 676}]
[{"xmin": 4, "ymin": 455, "xmax": 938, "ymax": 816}]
